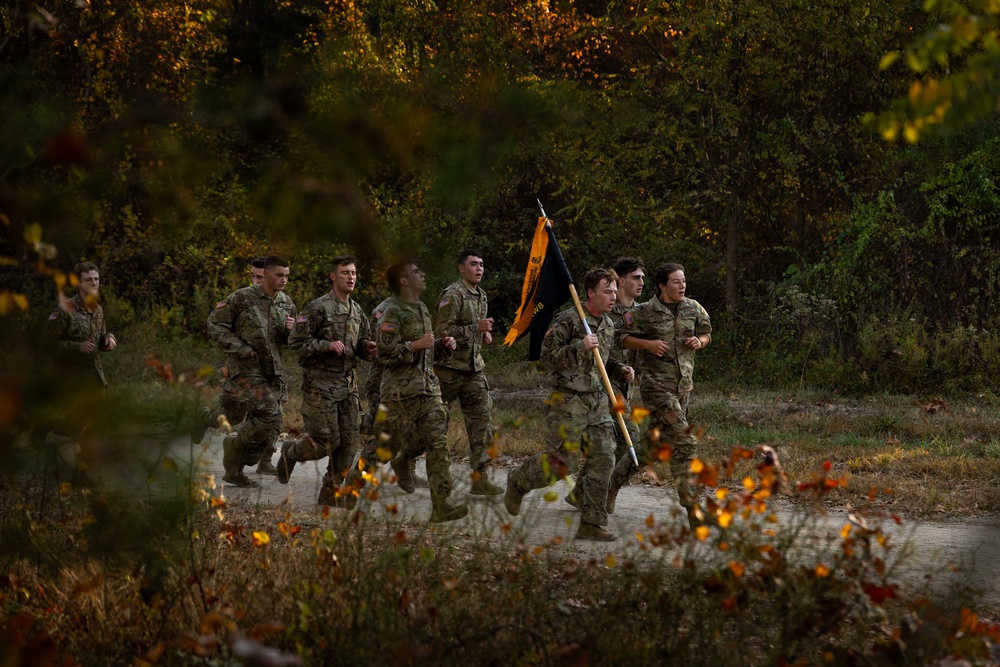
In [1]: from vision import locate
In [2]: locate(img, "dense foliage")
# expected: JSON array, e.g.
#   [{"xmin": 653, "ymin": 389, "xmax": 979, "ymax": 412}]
[{"xmin": 2, "ymin": 0, "xmax": 999, "ymax": 393}]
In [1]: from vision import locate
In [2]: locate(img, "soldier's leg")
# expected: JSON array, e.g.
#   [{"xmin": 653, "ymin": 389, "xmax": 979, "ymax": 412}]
[
  {"xmin": 343, "ymin": 397, "xmax": 408, "ymax": 500},
  {"xmin": 278, "ymin": 383, "xmax": 330, "ymax": 483},
  {"xmin": 570, "ymin": 399, "xmax": 639, "ymax": 508},
  {"xmin": 226, "ymin": 378, "xmax": 280, "ymax": 486},
  {"xmin": 505, "ymin": 394, "xmax": 585, "ymax": 515},
  {"xmin": 459, "ymin": 372, "xmax": 502, "ymax": 495},
  {"xmin": 319, "ymin": 395, "xmax": 359, "ymax": 503},
  {"xmin": 416, "ymin": 397, "xmax": 468, "ymax": 523},
  {"xmin": 661, "ymin": 393, "xmax": 698, "ymax": 515},
  {"xmin": 577, "ymin": 420, "xmax": 615, "ymax": 528}
]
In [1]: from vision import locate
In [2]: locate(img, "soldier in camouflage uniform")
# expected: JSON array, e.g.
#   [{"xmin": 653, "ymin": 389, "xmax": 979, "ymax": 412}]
[
  {"xmin": 611, "ymin": 262, "xmax": 712, "ymax": 527},
  {"xmin": 192, "ymin": 257, "xmax": 282, "ymax": 476},
  {"xmin": 504, "ymin": 269, "xmax": 635, "ymax": 541},
  {"xmin": 343, "ymin": 261, "xmax": 468, "ymax": 523},
  {"xmin": 363, "ymin": 296, "xmax": 430, "ymax": 490},
  {"xmin": 429, "ymin": 248, "xmax": 503, "ymax": 495},
  {"xmin": 566, "ymin": 257, "xmax": 644, "ymax": 511},
  {"xmin": 277, "ymin": 255, "xmax": 377, "ymax": 504},
  {"xmin": 206, "ymin": 256, "xmax": 297, "ymax": 488},
  {"xmin": 47, "ymin": 262, "xmax": 118, "ymax": 486}
]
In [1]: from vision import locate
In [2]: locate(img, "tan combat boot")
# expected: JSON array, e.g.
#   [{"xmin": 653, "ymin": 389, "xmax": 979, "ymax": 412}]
[
  {"xmin": 606, "ymin": 483, "xmax": 622, "ymax": 514},
  {"xmin": 391, "ymin": 455, "xmax": 416, "ymax": 493},
  {"xmin": 470, "ymin": 470, "xmax": 503, "ymax": 496},
  {"xmin": 576, "ymin": 521, "xmax": 615, "ymax": 542},
  {"xmin": 430, "ymin": 501, "xmax": 469, "ymax": 523}
]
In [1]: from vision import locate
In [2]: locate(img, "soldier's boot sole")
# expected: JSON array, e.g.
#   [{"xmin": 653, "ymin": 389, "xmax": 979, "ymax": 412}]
[
  {"xmin": 470, "ymin": 474, "xmax": 504, "ymax": 496},
  {"xmin": 576, "ymin": 521, "xmax": 615, "ymax": 542},
  {"xmin": 504, "ymin": 482, "xmax": 524, "ymax": 516},
  {"xmin": 223, "ymin": 470, "xmax": 261, "ymax": 488},
  {"xmin": 277, "ymin": 439, "xmax": 296, "ymax": 484},
  {"xmin": 430, "ymin": 502, "xmax": 469, "ymax": 524},
  {"xmin": 410, "ymin": 458, "xmax": 429, "ymax": 488},
  {"xmin": 391, "ymin": 456, "xmax": 416, "ymax": 494}
]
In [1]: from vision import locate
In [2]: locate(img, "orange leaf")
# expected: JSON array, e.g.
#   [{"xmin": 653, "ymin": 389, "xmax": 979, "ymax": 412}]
[{"xmin": 630, "ymin": 406, "xmax": 651, "ymax": 423}]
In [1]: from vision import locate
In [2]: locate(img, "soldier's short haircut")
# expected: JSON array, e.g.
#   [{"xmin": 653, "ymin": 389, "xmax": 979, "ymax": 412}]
[
  {"xmin": 386, "ymin": 261, "xmax": 413, "ymax": 295},
  {"xmin": 612, "ymin": 257, "xmax": 644, "ymax": 278},
  {"xmin": 264, "ymin": 255, "xmax": 289, "ymax": 270},
  {"xmin": 457, "ymin": 248, "xmax": 482, "ymax": 264},
  {"xmin": 331, "ymin": 254, "xmax": 356, "ymax": 270},
  {"xmin": 73, "ymin": 261, "xmax": 99, "ymax": 277},
  {"xmin": 251, "ymin": 257, "xmax": 267, "ymax": 269},
  {"xmin": 655, "ymin": 263, "xmax": 685, "ymax": 288},
  {"xmin": 584, "ymin": 267, "xmax": 618, "ymax": 294}
]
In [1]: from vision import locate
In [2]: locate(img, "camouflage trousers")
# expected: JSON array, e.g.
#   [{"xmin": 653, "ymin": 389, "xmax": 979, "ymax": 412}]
[
  {"xmin": 508, "ymin": 390, "xmax": 615, "ymax": 526},
  {"xmin": 204, "ymin": 377, "xmax": 284, "ymax": 463},
  {"xmin": 284, "ymin": 375, "xmax": 360, "ymax": 489},
  {"xmin": 572, "ymin": 391, "xmax": 640, "ymax": 496},
  {"xmin": 436, "ymin": 366, "xmax": 496, "ymax": 472},
  {"xmin": 610, "ymin": 391, "xmax": 697, "ymax": 508},
  {"xmin": 227, "ymin": 374, "xmax": 283, "ymax": 467},
  {"xmin": 346, "ymin": 394, "xmax": 455, "ymax": 506}
]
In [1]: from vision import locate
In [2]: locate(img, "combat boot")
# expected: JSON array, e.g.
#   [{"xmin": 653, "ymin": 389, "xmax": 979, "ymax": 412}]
[
  {"xmin": 430, "ymin": 501, "xmax": 469, "ymax": 523},
  {"xmin": 564, "ymin": 490, "xmax": 581, "ymax": 509},
  {"xmin": 576, "ymin": 521, "xmax": 615, "ymax": 542},
  {"xmin": 317, "ymin": 484, "xmax": 352, "ymax": 508},
  {"xmin": 256, "ymin": 446, "xmax": 277, "ymax": 475},
  {"xmin": 277, "ymin": 439, "xmax": 296, "ymax": 484},
  {"xmin": 606, "ymin": 483, "xmax": 622, "ymax": 514},
  {"xmin": 391, "ymin": 455, "xmax": 416, "ymax": 493},
  {"xmin": 410, "ymin": 458, "xmax": 429, "ymax": 488},
  {"xmin": 223, "ymin": 470, "xmax": 261, "ymax": 488},
  {"xmin": 504, "ymin": 481, "xmax": 524, "ymax": 516},
  {"xmin": 470, "ymin": 471, "xmax": 503, "ymax": 496}
]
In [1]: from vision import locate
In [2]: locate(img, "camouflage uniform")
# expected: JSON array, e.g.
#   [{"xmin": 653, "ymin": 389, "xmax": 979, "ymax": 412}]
[
  {"xmin": 506, "ymin": 308, "xmax": 623, "ymax": 527},
  {"xmin": 570, "ymin": 299, "xmax": 640, "ymax": 500},
  {"xmin": 359, "ymin": 297, "xmax": 393, "ymax": 436},
  {"xmin": 283, "ymin": 293, "xmax": 372, "ymax": 499},
  {"xmin": 610, "ymin": 296, "xmax": 712, "ymax": 510},
  {"xmin": 207, "ymin": 285, "xmax": 296, "ymax": 474},
  {"xmin": 433, "ymin": 279, "xmax": 497, "ymax": 476},
  {"xmin": 344, "ymin": 296, "xmax": 464, "ymax": 517},
  {"xmin": 49, "ymin": 292, "xmax": 113, "ymax": 390}
]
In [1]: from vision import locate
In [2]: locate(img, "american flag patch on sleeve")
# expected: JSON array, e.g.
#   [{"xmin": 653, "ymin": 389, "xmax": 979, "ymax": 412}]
[
  {"xmin": 48, "ymin": 311, "xmax": 59, "ymax": 321},
  {"xmin": 380, "ymin": 322, "xmax": 396, "ymax": 332},
  {"xmin": 296, "ymin": 315, "xmax": 309, "ymax": 323},
  {"xmin": 439, "ymin": 297, "xmax": 450, "ymax": 308},
  {"xmin": 215, "ymin": 300, "xmax": 227, "ymax": 309},
  {"xmin": 623, "ymin": 311, "xmax": 634, "ymax": 326}
]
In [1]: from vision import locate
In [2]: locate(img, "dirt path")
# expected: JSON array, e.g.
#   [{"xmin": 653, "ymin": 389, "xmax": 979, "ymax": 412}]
[{"xmin": 198, "ymin": 435, "xmax": 1000, "ymax": 614}]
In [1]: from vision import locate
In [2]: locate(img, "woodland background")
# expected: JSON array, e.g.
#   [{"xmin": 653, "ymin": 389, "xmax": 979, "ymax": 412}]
[{"xmin": 3, "ymin": 0, "xmax": 1000, "ymax": 393}]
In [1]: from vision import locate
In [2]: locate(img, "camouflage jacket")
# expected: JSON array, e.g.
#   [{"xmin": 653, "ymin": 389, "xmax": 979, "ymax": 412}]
[
  {"xmin": 434, "ymin": 279, "xmax": 488, "ymax": 372},
  {"xmin": 618, "ymin": 296, "xmax": 712, "ymax": 406},
  {"xmin": 49, "ymin": 292, "xmax": 113, "ymax": 386},
  {"xmin": 609, "ymin": 299, "xmax": 641, "ymax": 399},
  {"xmin": 362, "ymin": 297, "xmax": 394, "ymax": 405},
  {"xmin": 207, "ymin": 285, "xmax": 297, "ymax": 379},
  {"xmin": 542, "ymin": 307, "xmax": 623, "ymax": 396},
  {"xmin": 376, "ymin": 296, "xmax": 450, "ymax": 400},
  {"xmin": 289, "ymin": 292, "xmax": 372, "ymax": 383}
]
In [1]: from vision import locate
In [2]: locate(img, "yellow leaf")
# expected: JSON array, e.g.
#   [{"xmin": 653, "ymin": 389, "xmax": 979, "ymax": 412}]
[
  {"xmin": 634, "ymin": 532, "xmax": 644, "ymax": 542},
  {"xmin": 196, "ymin": 365, "xmax": 215, "ymax": 378},
  {"xmin": 879, "ymin": 50, "xmax": 900, "ymax": 70},
  {"xmin": 743, "ymin": 476, "xmax": 756, "ymax": 491},
  {"xmin": 0, "ymin": 292, "xmax": 11, "ymax": 316},
  {"xmin": 715, "ymin": 488, "xmax": 729, "ymax": 500},
  {"xmin": 12, "ymin": 293, "xmax": 28, "ymax": 311},
  {"xmin": 162, "ymin": 457, "xmax": 178, "ymax": 473},
  {"xmin": 840, "ymin": 524, "xmax": 852, "ymax": 539},
  {"xmin": 252, "ymin": 531, "xmax": 270, "ymax": 547},
  {"xmin": 60, "ymin": 482, "xmax": 72, "ymax": 494},
  {"xmin": 728, "ymin": 561, "xmax": 745, "ymax": 577},
  {"xmin": 695, "ymin": 526, "xmax": 710, "ymax": 541},
  {"xmin": 644, "ymin": 513, "xmax": 655, "ymax": 529},
  {"xmin": 375, "ymin": 447, "xmax": 393, "ymax": 462},
  {"xmin": 604, "ymin": 554, "xmax": 617, "ymax": 568},
  {"xmin": 543, "ymin": 490, "xmax": 558, "ymax": 502},
  {"xmin": 23, "ymin": 223, "xmax": 42, "ymax": 246},
  {"xmin": 717, "ymin": 512, "xmax": 733, "ymax": 529},
  {"xmin": 630, "ymin": 406, "xmax": 651, "ymax": 423},
  {"xmin": 815, "ymin": 563, "xmax": 830, "ymax": 577},
  {"xmin": 689, "ymin": 458, "xmax": 704, "ymax": 474}
]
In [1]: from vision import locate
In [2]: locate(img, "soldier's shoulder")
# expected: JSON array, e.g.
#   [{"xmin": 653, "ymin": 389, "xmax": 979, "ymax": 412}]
[
  {"xmin": 276, "ymin": 291, "xmax": 296, "ymax": 306},
  {"xmin": 437, "ymin": 282, "xmax": 463, "ymax": 307},
  {"xmin": 229, "ymin": 286, "xmax": 256, "ymax": 303},
  {"xmin": 682, "ymin": 297, "xmax": 709, "ymax": 314}
]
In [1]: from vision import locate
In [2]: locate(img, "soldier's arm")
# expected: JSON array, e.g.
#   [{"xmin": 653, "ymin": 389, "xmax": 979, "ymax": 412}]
[
  {"xmin": 278, "ymin": 301, "xmax": 297, "ymax": 346},
  {"xmin": 376, "ymin": 307, "xmax": 416, "ymax": 365},
  {"xmin": 354, "ymin": 310, "xmax": 376, "ymax": 361},
  {"xmin": 435, "ymin": 290, "xmax": 475, "ymax": 344},
  {"xmin": 207, "ymin": 295, "xmax": 252, "ymax": 356},
  {"xmin": 50, "ymin": 310, "xmax": 84, "ymax": 353},
  {"xmin": 541, "ymin": 317, "xmax": 585, "ymax": 371},
  {"xmin": 288, "ymin": 304, "xmax": 330, "ymax": 357},
  {"xmin": 695, "ymin": 303, "xmax": 713, "ymax": 343}
]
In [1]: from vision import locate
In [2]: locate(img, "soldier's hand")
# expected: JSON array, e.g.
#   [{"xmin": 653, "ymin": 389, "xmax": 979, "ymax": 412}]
[
  {"xmin": 411, "ymin": 333, "xmax": 435, "ymax": 351},
  {"xmin": 104, "ymin": 335, "xmax": 117, "ymax": 351},
  {"xmin": 582, "ymin": 333, "xmax": 599, "ymax": 351},
  {"xmin": 685, "ymin": 335, "xmax": 705, "ymax": 350},
  {"xmin": 647, "ymin": 339, "xmax": 670, "ymax": 357},
  {"xmin": 329, "ymin": 341, "xmax": 346, "ymax": 356},
  {"xmin": 78, "ymin": 341, "xmax": 96, "ymax": 354},
  {"xmin": 443, "ymin": 336, "xmax": 457, "ymax": 351},
  {"xmin": 285, "ymin": 315, "xmax": 295, "ymax": 331},
  {"xmin": 622, "ymin": 365, "xmax": 635, "ymax": 382},
  {"xmin": 240, "ymin": 346, "xmax": 258, "ymax": 359},
  {"xmin": 365, "ymin": 341, "xmax": 378, "ymax": 357},
  {"xmin": 477, "ymin": 317, "xmax": 494, "ymax": 333},
  {"xmin": 483, "ymin": 331, "xmax": 493, "ymax": 346}
]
